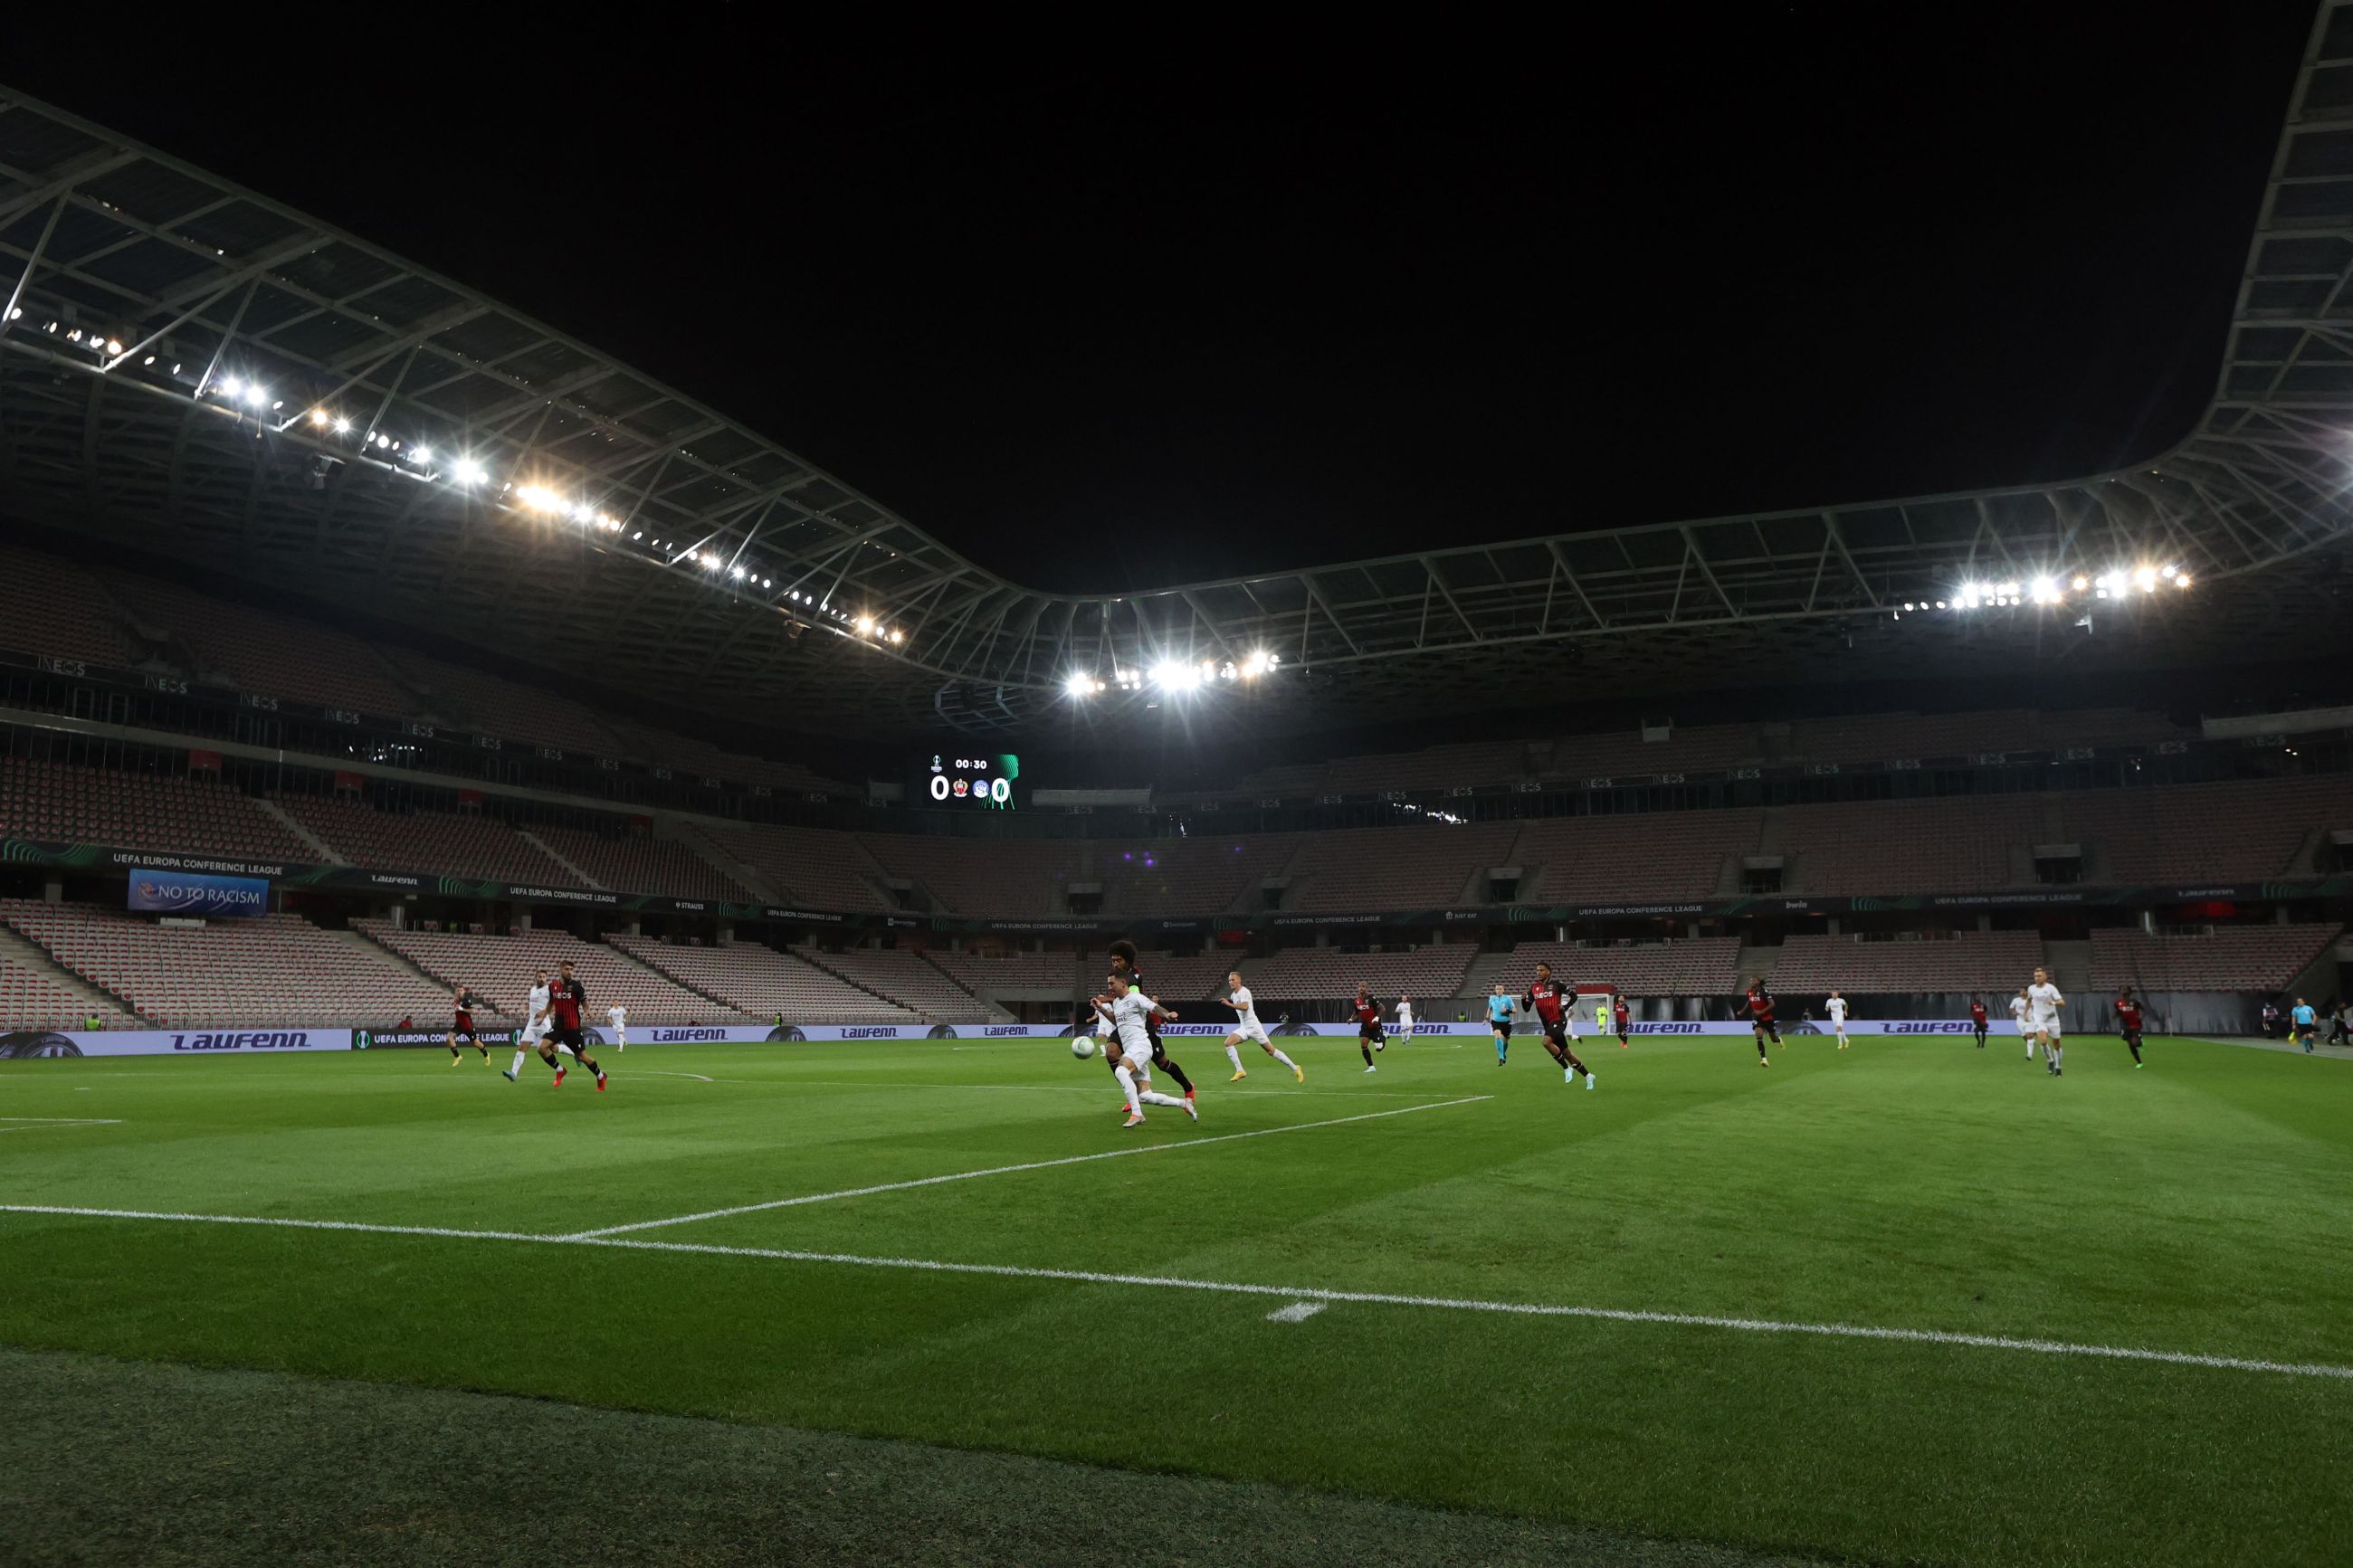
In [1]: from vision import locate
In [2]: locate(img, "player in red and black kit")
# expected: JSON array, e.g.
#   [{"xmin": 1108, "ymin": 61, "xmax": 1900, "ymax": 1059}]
[
  {"xmin": 446, "ymin": 984, "xmax": 489, "ymax": 1064},
  {"xmin": 1743, "ymin": 977, "xmax": 1780, "ymax": 1063},
  {"xmin": 1968, "ymin": 996, "xmax": 1989, "ymax": 1050},
  {"xmin": 2113, "ymin": 986, "xmax": 2146, "ymax": 1067},
  {"xmin": 1521, "ymin": 963, "xmax": 1596, "ymax": 1089},
  {"xmin": 537, "ymin": 960, "xmax": 607, "ymax": 1091},
  {"xmin": 1106, "ymin": 940, "xmax": 1195, "ymax": 1103},
  {"xmin": 1612, "ymin": 994, "xmax": 1632, "ymax": 1049},
  {"xmin": 1350, "ymin": 986, "xmax": 1386, "ymax": 1071}
]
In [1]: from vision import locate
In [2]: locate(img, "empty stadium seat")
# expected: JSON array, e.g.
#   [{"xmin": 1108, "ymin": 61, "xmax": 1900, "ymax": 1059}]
[
  {"xmin": 356, "ymin": 920, "xmax": 747, "ymax": 1026},
  {"xmin": 606, "ymin": 936, "xmax": 920, "ymax": 1023},
  {"xmin": 280, "ymin": 795, "xmax": 573, "ymax": 884},
  {"xmin": 791, "ymin": 946, "xmax": 993, "ymax": 1022},
  {"xmin": 98, "ymin": 570, "xmax": 421, "ymax": 717},
  {"xmin": 0, "ymin": 543, "xmax": 142, "ymax": 670},
  {"xmin": 2087, "ymin": 923, "xmax": 2339, "ymax": 993},
  {"xmin": 534, "ymin": 825, "xmax": 750, "ymax": 902},
  {"xmin": 0, "ymin": 757, "xmax": 310, "ymax": 861},
  {"xmin": 1767, "ymin": 931, "xmax": 2044, "ymax": 993},
  {"xmin": 1488, "ymin": 937, "xmax": 1741, "ymax": 999}
]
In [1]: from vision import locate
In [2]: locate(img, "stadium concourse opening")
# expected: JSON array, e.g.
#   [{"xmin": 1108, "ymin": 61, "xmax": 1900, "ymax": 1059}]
[{"xmin": 7, "ymin": 4, "xmax": 2353, "ymax": 1563}]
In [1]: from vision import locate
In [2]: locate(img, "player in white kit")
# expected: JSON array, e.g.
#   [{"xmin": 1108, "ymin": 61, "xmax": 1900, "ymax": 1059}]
[
  {"xmin": 502, "ymin": 970, "xmax": 553, "ymax": 1082},
  {"xmin": 1094, "ymin": 973, "xmax": 1196, "ymax": 1129},
  {"xmin": 1394, "ymin": 995, "xmax": 1415, "ymax": 1041},
  {"xmin": 606, "ymin": 1003, "xmax": 628, "ymax": 1051},
  {"xmin": 2027, "ymin": 967, "xmax": 2066, "ymax": 1076},
  {"xmin": 1220, "ymin": 972, "xmax": 1304, "ymax": 1083},
  {"xmin": 1825, "ymin": 990, "xmax": 1850, "ymax": 1050},
  {"xmin": 2009, "ymin": 988, "xmax": 2034, "ymax": 1059}
]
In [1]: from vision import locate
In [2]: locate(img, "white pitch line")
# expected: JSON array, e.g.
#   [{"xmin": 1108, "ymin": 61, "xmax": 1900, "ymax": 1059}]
[
  {"xmin": 564, "ymin": 1097, "xmax": 1495, "ymax": 1240},
  {"xmin": 4, "ymin": 1201, "xmax": 2349, "ymax": 1383},
  {"xmin": 0, "ymin": 1117, "xmax": 122, "ymax": 1133},
  {"xmin": 1267, "ymin": 1300, "xmax": 1327, "ymax": 1324},
  {"xmin": 633, "ymin": 1070, "xmax": 716, "ymax": 1082}
]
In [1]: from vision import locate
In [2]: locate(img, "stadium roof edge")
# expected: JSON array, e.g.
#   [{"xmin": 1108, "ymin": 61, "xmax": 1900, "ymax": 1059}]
[{"xmin": 6, "ymin": 2, "xmax": 2353, "ymax": 741}]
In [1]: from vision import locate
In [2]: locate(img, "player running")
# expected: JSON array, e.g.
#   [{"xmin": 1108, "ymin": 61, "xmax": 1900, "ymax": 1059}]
[
  {"xmin": 446, "ymin": 984, "xmax": 490, "ymax": 1065},
  {"xmin": 1095, "ymin": 972, "xmax": 1196, "ymax": 1128},
  {"xmin": 1219, "ymin": 971, "xmax": 1303, "ymax": 1082},
  {"xmin": 1521, "ymin": 962, "xmax": 1596, "ymax": 1089},
  {"xmin": 1743, "ymin": 977, "xmax": 1781, "ymax": 1063},
  {"xmin": 2291, "ymin": 995, "xmax": 2320, "ymax": 1053},
  {"xmin": 1487, "ymin": 984, "xmax": 1516, "ymax": 1065},
  {"xmin": 2028, "ymin": 967, "xmax": 2065, "ymax": 1076},
  {"xmin": 1350, "ymin": 987, "xmax": 1386, "ymax": 1071},
  {"xmin": 606, "ymin": 1002, "xmax": 629, "ymax": 1051},
  {"xmin": 2113, "ymin": 985, "xmax": 2146, "ymax": 1068},
  {"xmin": 1825, "ymin": 990, "xmax": 1850, "ymax": 1050},
  {"xmin": 502, "ymin": 969, "xmax": 554, "ymax": 1081},
  {"xmin": 1613, "ymin": 993, "xmax": 1632, "ymax": 1049},
  {"xmin": 539, "ymin": 960, "xmax": 608, "ymax": 1091},
  {"xmin": 1108, "ymin": 940, "xmax": 1196, "ymax": 1103},
  {"xmin": 2009, "ymin": 987, "xmax": 2034, "ymax": 1059},
  {"xmin": 1395, "ymin": 994, "xmax": 1415, "ymax": 1042},
  {"xmin": 1968, "ymin": 996, "xmax": 1988, "ymax": 1050}
]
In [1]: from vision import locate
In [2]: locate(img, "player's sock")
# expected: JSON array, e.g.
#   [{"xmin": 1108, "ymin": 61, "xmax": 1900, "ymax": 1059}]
[
  {"xmin": 448, "ymin": 1043, "xmax": 460, "ymax": 1060},
  {"xmin": 2126, "ymin": 1038, "xmax": 2141, "ymax": 1064},
  {"xmin": 1159, "ymin": 1057, "xmax": 1195, "ymax": 1094},
  {"xmin": 1138, "ymin": 1089, "xmax": 1186, "ymax": 1109},
  {"xmin": 1114, "ymin": 1065, "xmax": 1142, "ymax": 1117},
  {"xmin": 508, "ymin": 1048, "xmax": 527, "ymax": 1076},
  {"xmin": 1224, "ymin": 1043, "xmax": 1243, "ymax": 1071},
  {"xmin": 1270, "ymin": 1048, "xmax": 1299, "ymax": 1070},
  {"xmin": 1360, "ymin": 1041, "xmax": 1373, "ymax": 1066}
]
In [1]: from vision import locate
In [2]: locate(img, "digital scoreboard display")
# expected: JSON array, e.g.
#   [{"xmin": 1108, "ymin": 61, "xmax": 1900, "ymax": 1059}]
[{"xmin": 915, "ymin": 751, "xmax": 1024, "ymax": 810}]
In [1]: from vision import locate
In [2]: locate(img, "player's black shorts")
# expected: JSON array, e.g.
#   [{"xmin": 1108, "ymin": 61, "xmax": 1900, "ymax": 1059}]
[
  {"xmin": 1539, "ymin": 1019, "xmax": 1568, "ymax": 1048},
  {"xmin": 1490, "ymin": 1016, "xmax": 1513, "ymax": 1035},
  {"xmin": 548, "ymin": 1024, "xmax": 586, "ymax": 1050},
  {"xmin": 1358, "ymin": 1022, "xmax": 1386, "ymax": 1043},
  {"xmin": 2121, "ymin": 1027, "xmax": 2142, "ymax": 1048},
  {"xmin": 452, "ymin": 1013, "xmax": 475, "ymax": 1040}
]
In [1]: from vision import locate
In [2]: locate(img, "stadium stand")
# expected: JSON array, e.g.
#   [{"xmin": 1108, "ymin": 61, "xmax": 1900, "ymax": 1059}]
[
  {"xmin": 2088, "ymin": 923, "xmax": 2340, "ymax": 993},
  {"xmin": 355, "ymin": 919, "xmax": 747, "ymax": 1025},
  {"xmin": 1779, "ymin": 795, "xmax": 2042, "ymax": 895},
  {"xmin": 1509, "ymin": 811, "xmax": 1760, "ymax": 903},
  {"xmin": 1539, "ymin": 723, "xmax": 1760, "ymax": 778},
  {"xmin": 1, "ymin": 756, "xmax": 311, "ymax": 860},
  {"xmin": 1128, "ymin": 951, "xmax": 1249, "ymax": 1004},
  {"xmin": 1241, "ymin": 944, "xmax": 1478, "ymax": 1003},
  {"xmin": 0, "ymin": 542, "xmax": 142, "ymax": 670},
  {"xmin": 1766, "ymin": 931, "xmax": 2045, "ymax": 993},
  {"xmin": 925, "ymin": 949, "xmax": 1082, "ymax": 1000},
  {"xmin": 2063, "ymin": 776, "xmax": 2353, "ymax": 883},
  {"xmin": 532, "ymin": 824, "xmax": 750, "ymax": 902},
  {"xmin": 791, "ymin": 946, "xmax": 993, "ymax": 1022},
  {"xmin": 374, "ymin": 645, "xmax": 623, "ymax": 756},
  {"xmin": 1485, "ymin": 937, "xmax": 1742, "ymax": 998},
  {"xmin": 1320, "ymin": 740, "xmax": 1530, "ymax": 794},
  {"xmin": 1276, "ymin": 822, "xmax": 1519, "ymax": 911},
  {"xmin": 1087, "ymin": 834, "xmax": 1300, "ymax": 917},
  {"xmin": 0, "ymin": 902, "xmax": 447, "ymax": 1027},
  {"xmin": 605, "ymin": 936, "xmax": 920, "ymax": 1023},
  {"xmin": 278, "ymin": 794, "xmax": 571, "ymax": 883},
  {"xmin": 96, "ymin": 570, "xmax": 420, "ymax": 717},
  {"xmin": 0, "ymin": 941, "xmax": 138, "ymax": 1031},
  {"xmin": 700, "ymin": 822, "xmax": 895, "ymax": 910},
  {"xmin": 856, "ymin": 835, "xmax": 1081, "ymax": 917},
  {"xmin": 602, "ymin": 720, "xmax": 854, "ymax": 797}
]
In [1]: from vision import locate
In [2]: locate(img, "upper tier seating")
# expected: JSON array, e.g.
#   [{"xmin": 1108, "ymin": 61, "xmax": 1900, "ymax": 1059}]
[
  {"xmin": 926, "ymin": 950, "xmax": 1082, "ymax": 999},
  {"xmin": 375, "ymin": 646, "xmax": 621, "ymax": 756},
  {"xmin": 279, "ymin": 795, "xmax": 571, "ymax": 884},
  {"xmin": 2062, "ymin": 776, "xmax": 2353, "ymax": 883},
  {"xmin": 856, "ymin": 835, "xmax": 1080, "ymax": 917},
  {"xmin": 0, "ymin": 945, "xmax": 139, "ymax": 1031},
  {"xmin": 2088, "ymin": 923, "xmax": 2340, "ymax": 993},
  {"xmin": 1084, "ymin": 834, "xmax": 1300, "ymax": 917},
  {"xmin": 1510, "ymin": 811, "xmax": 1760, "ymax": 904},
  {"xmin": 1779, "ymin": 795, "xmax": 2041, "ymax": 896},
  {"xmin": 1128, "ymin": 951, "xmax": 1251, "ymax": 1004},
  {"xmin": 98, "ymin": 571, "xmax": 419, "ymax": 717},
  {"xmin": 701, "ymin": 822, "xmax": 894, "ymax": 910},
  {"xmin": 792, "ymin": 946, "xmax": 992, "ymax": 1022},
  {"xmin": 1277, "ymin": 822, "xmax": 1519, "ymax": 911},
  {"xmin": 1489, "ymin": 937, "xmax": 1745, "ymax": 998},
  {"xmin": 1240, "ymin": 945, "xmax": 1478, "ymax": 1003},
  {"xmin": 606, "ymin": 936, "xmax": 919, "ymax": 1023},
  {"xmin": 1540, "ymin": 724, "xmax": 1761, "ymax": 778},
  {"xmin": 602, "ymin": 721, "xmax": 854, "ymax": 797},
  {"xmin": 0, "ymin": 756, "xmax": 310, "ymax": 861},
  {"xmin": 1, "ymin": 902, "xmax": 447, "ymax": 1027},
  {"xmin": 356, "ymin": 920, "xmax": 745, "ymax": 1025},
  {"xmin": 1766, "ymin": 931, "xmax": 2045, "ymax": 993},
  {"xmin": 1320, "ymin": 741, "xmax": 1531, "ymax": 794},
  {"xmin": 533, "ymin": 825, "xmax": 749, "ymax": 902},
  {"xmin": 0, "ymin": 543, "xmax": 141, "ymax": 669}
]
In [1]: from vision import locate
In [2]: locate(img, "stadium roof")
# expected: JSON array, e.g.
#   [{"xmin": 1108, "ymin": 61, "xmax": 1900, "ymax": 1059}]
[{"xmin": 8, "ymin": 7, "xmax": 2353, "ymax": 743}]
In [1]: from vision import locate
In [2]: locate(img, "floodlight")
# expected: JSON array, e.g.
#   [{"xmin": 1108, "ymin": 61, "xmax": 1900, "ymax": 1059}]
[
  {"xmin": 410, "ymin": 442, "xmax": 428, "ymax": 461},
  {"xmin": 517, "ymin": 485, "xmax": 559, "ymax": 511},
  {"xmin": 2072, "ymin": 575, "xmax": 2089, "ymax": 591},
  {"xmin": 310, "ymin": 409, "xmax": 329, "ymax": 426},
  {"xmin": 2175, "ymin": 573, "xmax": 2192, "ymax": 588},
  {"xmin": 453, "ymin": 459, "xmax": 488, "ymax": 485},
  {"xmin": 2135, "ymin": 566, "xmax": 2159, "ymax": 593},
  {"xmin": 1066, "ymin": 671, "xmax": 1096, "ymax": 698},
  {"xmin": 106, "ymin": 339, "xmax": 123, "ymax": 356},
  {"xmin": 243, "ymin": 385, "xmax": 267, "ymax": 408},
  {"xmin": 888, "ymin": 628, "xmax": 904, "ymax": 644}
]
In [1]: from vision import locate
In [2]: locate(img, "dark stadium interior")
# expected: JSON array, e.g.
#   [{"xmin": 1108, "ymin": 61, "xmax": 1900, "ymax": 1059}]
[{"xmin": 8, "ymin": 6, "xmax": 2353, "ymax": 1566}]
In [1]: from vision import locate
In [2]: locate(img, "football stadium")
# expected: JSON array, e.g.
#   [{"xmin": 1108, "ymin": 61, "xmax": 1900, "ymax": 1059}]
[{"xmin": 6, "ymin": 11, "xmax": 2353, "ymax": 1565}]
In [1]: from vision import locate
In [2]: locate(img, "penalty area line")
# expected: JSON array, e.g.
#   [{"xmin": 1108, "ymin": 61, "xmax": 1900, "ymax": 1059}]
[
  {"xmin": 3, "ymin": 1201, "xmax": 2349, "ymax": 1383},
  {"xmin": 561, "ymin": 1095, "xmax": 1495, "ymax": 1240}
]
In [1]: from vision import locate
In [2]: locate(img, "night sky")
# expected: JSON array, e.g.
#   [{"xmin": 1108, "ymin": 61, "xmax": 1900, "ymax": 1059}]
[{"xmin": 8, "ymin": 4, "xmax": 2322, "ymax": 595}]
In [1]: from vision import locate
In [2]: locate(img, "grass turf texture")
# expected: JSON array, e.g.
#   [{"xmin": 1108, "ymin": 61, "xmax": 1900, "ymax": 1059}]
[{"xmin": 2, "ymin": 1031, "xmax": 2348, "ymax": 1566}]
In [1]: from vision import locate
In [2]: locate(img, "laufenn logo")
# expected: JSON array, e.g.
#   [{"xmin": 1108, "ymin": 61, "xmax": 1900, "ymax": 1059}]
[
  {"xmin": 984, "ymin": 1025, "xmax": 1029, "ymax": 1036},
  {"xmin": 1631, "ymin": 1022, "xmax": 1701, "ymax": 1034},
  {"xmin": 843, "ymin": 1026, "xmax": 898, "ymax": 1039},
  {"xmin": 172, "ymin": 1031, "xmax": 312, "ymax": 1050},
  {"xmin": 1881, "ymin": 1022, "xmax": 1973, "ymax": 1033},
  {"xmin": 652, "ymin": 1028, "xmax": 727, "ymax": 1042}
]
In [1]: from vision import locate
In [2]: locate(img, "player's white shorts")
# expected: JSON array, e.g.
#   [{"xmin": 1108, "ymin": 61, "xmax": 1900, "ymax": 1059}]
[
  {"xmin": 519, "ymin": 1021, "xmax": 547, "ymax": 1045},
  {"xmin": 1119, "ymin": 1040, "xmax": 1154, "ymax": 1071},
  {"xmin": 1233, "ymin": 1021, "xmax": 1271, "ymax": 1046},
  {"xmin": 2032, "ymin": 1016, "xmax": 2062, "ymax": 1039}
]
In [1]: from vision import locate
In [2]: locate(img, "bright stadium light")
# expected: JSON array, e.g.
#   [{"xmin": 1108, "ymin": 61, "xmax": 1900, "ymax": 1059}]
[
  {"xmin": 855, "ymin": 613, "xmax": 875, "ymax": 633},
  {"xmin": 106, "ymin": 338, "xmax": 123, "ymax": 356},
  {"xmin": 453, "ymin": 458, "xmax": 488, "ymax": 485},
  {"xmin": 409, "ymin": 442, "xmax": 428, "ymax": 461},
  {"xmin": 2030, "ymin": 576, "xmax": 2057, "ymax": 603},
  {"xmin": 2176, "ymin": 572, "xmax": 2193, "ymax": 588},
  {"xmin": 516, "ymin": 485, "xmax": 560, "ymax": 511},
  {"xmin": 2135, "ymin": 566, "xmax": 2159, "ymax": 593},
  {"xmin": 1150, "ymin": 660, "xmax": 1202, "ymax": 692},
  {"xmin": 701, "ymin": 552, "xmax": 722, "ymax": 570},
  {"xmin": 1065, "ymin": 671, "xmax": 1097, "ymax": 698},
  {"xmin": 309, "ymin": 409, "xmax": 329, "ymax": 427},
  {"xmin": 243, "ymin": 384, "xmax": 267, "ymax": 408},
  {"xmin": 2072, "ymin": 575, "xmax": 2089, "ymax": 591},
  {"xmin": 888, "ymin": 628, "xmax": 904, "ymax": 643}
]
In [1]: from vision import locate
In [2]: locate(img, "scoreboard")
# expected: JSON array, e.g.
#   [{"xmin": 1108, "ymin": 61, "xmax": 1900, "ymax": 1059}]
[{"xmin": 913, "ymin": 751, "xmax": 1024, "ymax": 811}]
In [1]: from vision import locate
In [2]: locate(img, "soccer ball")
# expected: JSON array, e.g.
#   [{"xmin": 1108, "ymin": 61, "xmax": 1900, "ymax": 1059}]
[{"xmin": 1071, "ymin": 1035, "xmax": 1098, "ymax": 1060}]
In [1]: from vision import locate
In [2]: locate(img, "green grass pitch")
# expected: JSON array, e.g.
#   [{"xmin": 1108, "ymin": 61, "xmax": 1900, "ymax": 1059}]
[{"xmin": 3, "ymin": 1030, "xmax": 2349, "ymax": 1566}]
